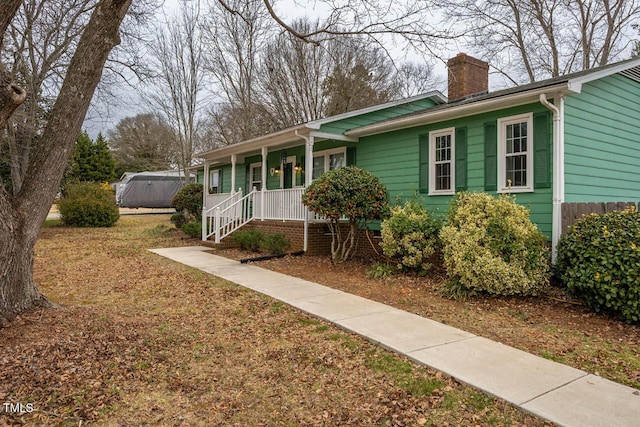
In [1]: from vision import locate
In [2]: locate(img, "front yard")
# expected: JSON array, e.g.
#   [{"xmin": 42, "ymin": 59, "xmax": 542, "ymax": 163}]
[
  {"xmin": 214, "ymin": 242, "xmax": 640, "ymax": 391},
  {"xmin": 1, "ymin": 215, "xmax": 552, "ymax": 426}
]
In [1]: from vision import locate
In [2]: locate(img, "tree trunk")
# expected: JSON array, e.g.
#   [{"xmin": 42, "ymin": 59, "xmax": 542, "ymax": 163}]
[
  {"xmin": 0, "ymin": 0, "xmax": 132, "ymax": 324},
  {"xmin": 0, "ymin": 215, "xmax": 49, "ymax": 325}
]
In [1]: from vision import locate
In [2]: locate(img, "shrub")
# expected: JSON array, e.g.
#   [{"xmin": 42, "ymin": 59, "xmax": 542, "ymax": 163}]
[
  {"xmin": 439, "ymin": 192, "xmax": 550, "ymax": 298},
  {"xmin": 232, "ymin": 229, "xmax": 265, "ymax": 252},
  {"xmin": 556, "ymin": 207, "xmax": 640, "ymax": 323},
  {"xmin": 170, "ymin": 212, "xmax": 186, "ymax": 229},
  {"xmin": 381, "ymin": 200, "xmax": 440, "ymax": 273},
  {"xmin": 58, "ymin": 182, "xmax": 120, "ymax": 227},
  {"xmin": 302, "ymin": 166, "xmax": 389, "ymax": 262},
  {"xmin": 261, "ymin": 233, "xmax": 291, "ymax": 254},
  {"xmin": 172, "ymin": 183, "xmax": 203, "ymax": 221},
  {"xmin": 366, "ymin": 263, "xmax": 395, "ymax": 280},
  {"xmin": 181, "ymin": 221, "xmax": 202, "ymax": 238}
]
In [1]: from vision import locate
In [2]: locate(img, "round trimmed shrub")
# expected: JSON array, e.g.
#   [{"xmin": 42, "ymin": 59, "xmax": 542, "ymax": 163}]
[
  {"xmin": 172, "ymin": 183, "xmax": 203, "ymax": 221},
  {"xmin": 381, "ymin": 199, "xmax": 441, "ymax": 273},
  {"xmin": 556, "ymin": 207, "xmax": 640, "ymax": 323},
  {"xmin": 302, "ymin": 165, "xmax": 389, "ymax": 262},
  {"xmin": 58, "ymin": 182, "xmax": 119, "ymax": 227},
  {"xmin": 439, "ymin": 192, "xmax": 550, "ymax": 298}
]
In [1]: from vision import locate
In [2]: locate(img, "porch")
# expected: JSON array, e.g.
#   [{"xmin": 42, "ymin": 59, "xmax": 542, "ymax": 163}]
[{"xmin": 202, "ymin": 187, "xmax": 319, "ymax": 245}]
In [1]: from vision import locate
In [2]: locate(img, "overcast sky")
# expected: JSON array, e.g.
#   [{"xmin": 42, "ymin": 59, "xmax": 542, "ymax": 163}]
[{"xmin": 82, "ymin": 0, "xmax": 457, "ymax": 139}]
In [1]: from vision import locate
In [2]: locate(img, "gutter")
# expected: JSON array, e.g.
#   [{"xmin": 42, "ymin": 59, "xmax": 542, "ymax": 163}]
[{"xmin": 539, "ymin": 93, "xmax": 565, "ymax": 263}]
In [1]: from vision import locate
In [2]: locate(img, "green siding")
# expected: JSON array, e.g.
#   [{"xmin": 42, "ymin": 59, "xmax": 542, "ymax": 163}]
[
  {"xmin": 564, "ymin": 74, "xmax": 640, "ymax": 202},
  {"xmin": 319, "ymin": 98, "xmax": 439, "ymax": 135},
  {"xmin": 357, "ymin": 102, "xmax": 554, "ymax": 238}
]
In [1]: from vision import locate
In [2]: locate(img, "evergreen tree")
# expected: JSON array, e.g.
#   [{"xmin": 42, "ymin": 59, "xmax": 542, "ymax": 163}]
[{"xmin": 64, "ymin": 131, "xmax": 116, "ymax": 187}]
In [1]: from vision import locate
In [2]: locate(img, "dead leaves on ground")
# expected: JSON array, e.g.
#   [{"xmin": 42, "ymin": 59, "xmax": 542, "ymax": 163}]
[{"xmin": 3, "ymin": 216, "xmax": 552, "ymax": 426}]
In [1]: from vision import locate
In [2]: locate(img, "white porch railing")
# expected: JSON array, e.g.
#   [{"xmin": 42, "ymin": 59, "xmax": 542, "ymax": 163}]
[
  {"xmin": 255, "ymin": 188, "xmax": 307, "ymax": 220},
  {"xmin": 205, "ymin": 192, "xmax": 235, "ymax": 210},
  {"xmin": 202, "ymin": 190, "xmax": 243, "ymax": 240},
  {"xmin": 202, "ymin": 187, "xmax": 323, "ymax": 243},
  {"xmin": 212, "ymin": 189, "xmax": 258, "ymax": 243}
]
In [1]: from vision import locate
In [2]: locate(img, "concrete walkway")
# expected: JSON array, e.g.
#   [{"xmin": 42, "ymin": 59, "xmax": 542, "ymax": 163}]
[{"xmin": 150, "ymin": 246, "xmax": 640, "ymax": 427}]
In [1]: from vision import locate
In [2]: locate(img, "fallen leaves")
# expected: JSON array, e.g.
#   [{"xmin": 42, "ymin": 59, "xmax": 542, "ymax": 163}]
[{"xmin": 0, "ymin": 216, "xmax": 555, "ymax": 425}]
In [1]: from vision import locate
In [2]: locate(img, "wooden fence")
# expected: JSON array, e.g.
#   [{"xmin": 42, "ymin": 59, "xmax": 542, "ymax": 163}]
[{"xmin": 561, "ymin": 201, "xmax": 639, "ymax": 234}]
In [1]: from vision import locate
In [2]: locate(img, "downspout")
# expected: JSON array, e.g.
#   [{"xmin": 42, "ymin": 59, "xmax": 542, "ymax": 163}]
[
  {"xmin": 539, "ymin": 93, "xmax": 564, "ymax": 263},
  {"xmin": 296, "ymin": 130, "xmax": 314, "ymax": 253}
]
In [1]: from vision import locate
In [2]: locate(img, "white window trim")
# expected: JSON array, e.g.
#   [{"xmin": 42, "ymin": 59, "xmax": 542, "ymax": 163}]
[
  {"xmin": 428, "ymin": 127, "xmax": 455, "ymax": 196},
  {"xmin": 497, "ymin": 113, "xmax": 534, "ymax": 193},
  {"xmin": 312, "ymin": 147, "xmax": 347, "ymax": 180},
  {"xmin": 249, "ymin": 162, "xmax": 262, "ymax": 191},
  {"xmin": 209, "ymin": 169, "xmax": 221, "ymax": 194}
]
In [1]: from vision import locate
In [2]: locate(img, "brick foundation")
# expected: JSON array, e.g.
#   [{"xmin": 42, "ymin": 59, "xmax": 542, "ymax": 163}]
[{"xmin": 219, "ymin": 220, "xmax": 383, "ymax": 258}]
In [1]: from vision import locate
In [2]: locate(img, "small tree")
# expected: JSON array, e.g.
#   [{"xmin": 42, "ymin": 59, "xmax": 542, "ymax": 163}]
[
  {"xmin": 63, "ymin": 131, "xmax": 116, "ymax": 190},
  {"xmin": 302, "ymin": 166, "xmax": 389, "ymax": 262}
]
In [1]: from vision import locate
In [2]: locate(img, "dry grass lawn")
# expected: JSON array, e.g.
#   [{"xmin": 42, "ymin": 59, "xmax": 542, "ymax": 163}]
[{"xmin": 1, "ymin": 215, "xmax": 551, "ymax": 426}]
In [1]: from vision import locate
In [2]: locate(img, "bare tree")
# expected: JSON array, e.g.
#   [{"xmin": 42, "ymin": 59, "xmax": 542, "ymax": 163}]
[
  {"xmin": 219, "ymin": 0, "xmax": 448, "ymax": 51},
  {"xmin": 201, "ymin": 0, "xmax": 272, "ymax": 145},
  {"xmin": 438, "ymin": 0, "xmax": 640, "ymax": 84},
  {"xmin": 145, "ymin": 1, "xmax": 208, "ymax": 177},
  {"xmin": 395, "ymin": 61, "xmax": 444, "ymax": 98},
  {"xmin": 322, "ymin": 37, "xmax": 398, "ymax": 115},
  {"xmin": 257, "ymin": 18, "xmax": 332, "ymax": 127},
  {"xmin": 1, "ymin": 0, "xmax": 132, "ymax": 324},
  {"xmin": 1, "ymin": 0, "xmax": 96, "ymax": 194},
  {"xmin": 108, "ymin": 113, "xmax": 176, "ymax": 176}
]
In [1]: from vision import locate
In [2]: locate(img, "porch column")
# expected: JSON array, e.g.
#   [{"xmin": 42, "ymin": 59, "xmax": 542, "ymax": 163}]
[
  {"xmin": 261, "ymin": 146, "xmax": 267, "ymax": 220},
  {"xmin": 304, "ymin": 135, "xmax": 315, "ymax": 252},
  {"xmin": 202, "ymin": 161, "xmax": 209, "ymax": 241},
  {"xmin": 305, "ymin": 136, "xmax": 314, "ymax": 187},
  {"xmin": 203, "ymin": 162, "xmax": 210, "ymax": 206},
  {"xmin": 231, "ymin": 154, "xmax": 237, "ymax": 193}
]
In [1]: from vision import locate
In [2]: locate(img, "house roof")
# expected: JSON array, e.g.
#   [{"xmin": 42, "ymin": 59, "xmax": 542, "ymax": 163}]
[
  {"xmin": 347, "ymin": 57, "xmax": 640, "ymax": 137},
  {"xmin": 197, "ymin": 91, "xmax": 446, "ymax": 162}
]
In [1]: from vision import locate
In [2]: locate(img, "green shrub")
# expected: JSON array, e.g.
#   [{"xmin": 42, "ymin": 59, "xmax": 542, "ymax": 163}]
[
  {"xmin": 302, "ymin": 165, "xmax": 389, "ymax": 262},
  {"xmin": 58, "ymin": 182, "xmax": 120, "ymax": 227},
  {"xmin": 381, "ymin": 199, "xmax": 440, "ymax": 273},
  {"xmin": 556, "ymin": 207, "xmax": 640, "ymax": 323},
  {"xmin": 170, "ymin": 212, "xmax": 186, "ymax": 229},
  {"xmin": 172, "ymin": 183, "xmax": 203, "ymax": 221},
  {"xmin": 439, "ymin": 192, "xmax": 550, "ymax": 298},
  {"xmin": 261, "ymin": 233, "xmax": 291, "ymax": 254},
  {"xmin": 181, "ymin": 221, "xmax": 202, "ymax": 238},
  {"xmin": 232, "ymin": 229, "xmax": 265, "ymax": 252},
  {"xmin": 366, "ymin": 263, "xmax": 395, "ymax": 280}
]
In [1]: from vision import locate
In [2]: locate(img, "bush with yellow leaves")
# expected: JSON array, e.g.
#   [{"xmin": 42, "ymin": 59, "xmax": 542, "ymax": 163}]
[{"xmin": 439, "ymin": 192, "xmax": 550, "ymax": 298}]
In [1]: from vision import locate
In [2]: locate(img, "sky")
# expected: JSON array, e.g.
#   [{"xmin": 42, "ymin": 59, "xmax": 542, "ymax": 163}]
[{"xmin": 82, "ymin": 0, "xmax": 458, "ymax": 139}]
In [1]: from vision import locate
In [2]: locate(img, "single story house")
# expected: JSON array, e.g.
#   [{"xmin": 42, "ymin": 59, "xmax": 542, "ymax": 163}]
[{"xmin": 197, "ymin": 53, "xmax": 640, "ymax": 260}]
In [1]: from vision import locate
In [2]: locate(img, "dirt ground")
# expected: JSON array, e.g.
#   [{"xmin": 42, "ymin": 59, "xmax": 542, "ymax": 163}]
[{"xmin": 212, "ymin": 246, "xmax": 640, "ymax": 391}]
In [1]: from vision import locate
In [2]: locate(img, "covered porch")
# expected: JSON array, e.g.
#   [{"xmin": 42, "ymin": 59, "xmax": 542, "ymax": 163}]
[{"xmin": 199, "ymin": 123, "xmax": 356, "ymax": 249}]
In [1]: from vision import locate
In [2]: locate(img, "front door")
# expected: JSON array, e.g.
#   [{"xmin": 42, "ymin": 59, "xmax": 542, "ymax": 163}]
[{"xmin": 280, "ymin": 155, "xmax": 296, "ymax": 189}]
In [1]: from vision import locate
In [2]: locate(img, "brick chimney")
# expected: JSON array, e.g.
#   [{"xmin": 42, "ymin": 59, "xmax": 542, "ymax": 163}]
[{"xmin": 447, "ymin": 53, "xmax": 489, "ymax": 102}]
